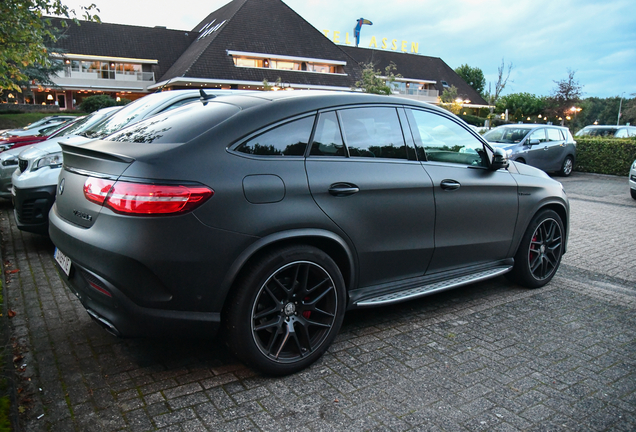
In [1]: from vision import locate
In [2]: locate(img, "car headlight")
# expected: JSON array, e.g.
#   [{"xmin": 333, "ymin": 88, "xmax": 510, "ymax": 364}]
[
  {"xmin": 632, "ymin": 160, "xmax": 636, "ymax": 170},
  {"xmin": 33, "ymin": 152, "xmax": 63, "ymax": 171},
  {"xmin": 1, "ymin": 157, "xmax": 18, "ymax": 167}
]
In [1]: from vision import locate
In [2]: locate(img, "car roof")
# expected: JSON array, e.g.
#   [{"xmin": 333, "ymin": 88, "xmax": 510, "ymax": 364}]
[
  {"xmin": 208, "ymin": 90, "xmax": 446, "ymax": 115},
  {"xmin": 494, "ymin": 123, "xmax": 564, "ymax": 129}
]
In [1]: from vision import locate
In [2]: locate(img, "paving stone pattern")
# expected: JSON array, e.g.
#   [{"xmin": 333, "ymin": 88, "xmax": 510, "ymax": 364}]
[{"xmin": 1, "ymin": 172, "xmax": 634, "ymax": 431}]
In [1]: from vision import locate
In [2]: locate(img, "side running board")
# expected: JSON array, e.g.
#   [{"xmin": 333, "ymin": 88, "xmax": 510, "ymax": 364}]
[{"xmin": 355, "ymin": 266, "xmax": 512, "ymax": 308}]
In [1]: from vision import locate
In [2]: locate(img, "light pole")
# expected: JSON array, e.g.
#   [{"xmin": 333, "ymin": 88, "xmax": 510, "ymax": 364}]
[{"xmin": 617, "ymin": 92, "xmax": 625, "ymax": 126}]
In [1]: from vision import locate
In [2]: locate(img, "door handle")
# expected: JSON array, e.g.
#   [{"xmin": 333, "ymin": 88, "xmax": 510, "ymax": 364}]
[
  {"xmin": 543, "ymin": 146, "xmax": 549, "ymax": 150},
  {"xmin": 440, "ymin": 179, "xmax": 460, "ymax": 191},
  {"xmin": 328, "ymin": 183, "xmax": 360, "ymax": 197}
]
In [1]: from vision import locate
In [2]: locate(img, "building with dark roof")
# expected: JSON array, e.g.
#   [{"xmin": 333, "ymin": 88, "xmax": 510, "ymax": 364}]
[{"xmin": 31, "ymin": 0, "xmax": 485, "ymax": 109}]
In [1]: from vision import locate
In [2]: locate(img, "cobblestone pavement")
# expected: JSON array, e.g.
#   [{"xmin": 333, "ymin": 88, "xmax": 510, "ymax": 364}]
[{"xmin": 1, "ymin": 172, "xmax": 634, "ymax": 432}]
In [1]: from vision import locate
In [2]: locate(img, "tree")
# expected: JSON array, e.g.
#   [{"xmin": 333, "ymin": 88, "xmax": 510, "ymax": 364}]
[
  {"xmin": 454, "ymin": 64, "xmax": 486, "ymax": 96},
  {"xmin": 496, "ymin": 93, "xmax": 546, "ymax": 121},
  {"xmin": 0, "ymin": 0, "xmax": 100, "ymax": 93},
  {"xmin": 354, "ymin": 62, "xmax": 400, "ymax": 95},
  {"xmin": 439, "ymin": 85, "xmax": 463, "ymax": 115},
  {"xmin": 483, "ymin": 59, "xmax": 513, "ymax": 127},
  {"xmin": 545, "ymin": 69, "xmax": 583, "ymax": 122}
]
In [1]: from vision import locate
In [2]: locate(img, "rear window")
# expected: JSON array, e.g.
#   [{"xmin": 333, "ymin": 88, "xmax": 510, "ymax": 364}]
[{"xmin": 105, "ymin": 102, "xmax": 240, "ymax": 144}]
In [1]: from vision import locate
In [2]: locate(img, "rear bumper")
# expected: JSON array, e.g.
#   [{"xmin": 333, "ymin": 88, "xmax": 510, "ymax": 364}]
[
  {"xmin": 56, "ymin": 258, "xmax": 221, "ymax": 338},
  {"xmin": 13, "ymin": 185, "xmax": 56, "ymax": 234}
]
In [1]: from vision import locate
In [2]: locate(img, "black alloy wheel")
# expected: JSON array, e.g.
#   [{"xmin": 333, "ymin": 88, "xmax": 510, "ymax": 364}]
[
  {"xmin": 509, "ymin": 209, "xmax": 564, "ymax": 288},
  {"xmin": 225, "ymin": 245, "xmax": 345, "ymax": 375},
  {"xmin": 560, "ymin": 155, "xmax": 574, "ymax": 176}
]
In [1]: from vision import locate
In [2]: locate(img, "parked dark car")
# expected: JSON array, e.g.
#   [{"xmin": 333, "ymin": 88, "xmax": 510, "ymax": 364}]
[
  {"xmin": 50, "ymin": 91, "xmax": 569, "ymax": 375},
  {"xmin": 575, "ymin": 125, "xmax": 636, "ymax": 138},
  {"xmin": 483, "ymin": 124, "xmax": 576, "ymax": 176}
]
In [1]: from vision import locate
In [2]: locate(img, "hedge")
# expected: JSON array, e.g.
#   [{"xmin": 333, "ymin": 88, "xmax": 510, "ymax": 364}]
[{"xmin": 574, "ymin": 137, "xmax": 636, "ymax": 176}]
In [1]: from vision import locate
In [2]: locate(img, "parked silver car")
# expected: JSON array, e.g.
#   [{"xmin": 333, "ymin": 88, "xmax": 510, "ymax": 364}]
[
  {"xmin": 630, "ymin": 159, "xmax": 636, "ymax": 200},
  {"xmin": 576, "ymin": 125, "xmax": 636, "ymax": 138},
  {"xmin": 483, "ymin": 124, "xmax": 576, "ymax": 176}
]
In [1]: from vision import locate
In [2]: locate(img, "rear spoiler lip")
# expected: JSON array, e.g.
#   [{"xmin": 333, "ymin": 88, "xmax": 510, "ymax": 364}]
[{"xmin": 60, "ymin": 142, "xmax": 135, "ymax": 164}]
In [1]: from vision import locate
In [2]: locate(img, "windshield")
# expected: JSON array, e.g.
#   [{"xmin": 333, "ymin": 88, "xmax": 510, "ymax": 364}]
[
  {"xmin": 50, "ymin": 108, "xmax": 120, "ymax": 139},
  {"xmin": 483, "ymin": 127, "xmax": 532, "ymax": 143},
  {"xmin": 38, "ymin": 122, "xmax": 74, "ymax": 137},
  {"xmin": 575, "ymin": 127, "xmax": 618, "ymax": 137}
]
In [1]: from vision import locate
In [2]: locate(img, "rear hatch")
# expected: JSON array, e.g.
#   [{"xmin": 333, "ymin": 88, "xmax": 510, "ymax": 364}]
[
  {"xmin": 55, "ymin": 143, "xmax": 137, "ymax": 228},
  {"xmin": 54, "ymin": 100, "xmax": 241, "ymax": 228}
]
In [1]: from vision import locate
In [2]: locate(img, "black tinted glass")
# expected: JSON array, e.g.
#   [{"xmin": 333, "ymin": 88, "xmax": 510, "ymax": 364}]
[
  {"xmin": 236, "ymin": 116, "xmax": 315, "ymax": 156},
  {"xmin": 105, "ymin": 102, "xmax": 240, "ymax": 144},
  {"xmin": 310, "ymin": 111, "xmax": 345, "ymax": 156},
  {"xmin": 339, "ymin": 107, "xmax": 407, "ymax": 159}
]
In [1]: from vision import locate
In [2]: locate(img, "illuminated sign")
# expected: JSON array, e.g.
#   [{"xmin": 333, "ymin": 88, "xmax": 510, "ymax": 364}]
[{"xmin": 322, "ymin": 30, "xmax": 419, "ymax": 53}]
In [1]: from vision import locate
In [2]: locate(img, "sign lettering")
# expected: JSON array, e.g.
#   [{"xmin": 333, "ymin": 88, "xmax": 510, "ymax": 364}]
[{"xmin": 323, "ymin": 30, "xmax": 419, "ymax": 53}]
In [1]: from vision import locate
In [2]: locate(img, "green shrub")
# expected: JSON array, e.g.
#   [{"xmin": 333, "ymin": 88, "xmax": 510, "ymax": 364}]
[
  {"xmin": 458, "ymin": 114, "xmax": 486, "ymax": 127},
  {"xmin": 79, "ymin": 95, "xmax": 131, "ymax": 113},
  {"xmin": 79, "ymin": 95, "xmax": 117, "ymax": 113},
  {"xmin": 575, "ymin": 137, "xmax": 636, "ymax": 176}
]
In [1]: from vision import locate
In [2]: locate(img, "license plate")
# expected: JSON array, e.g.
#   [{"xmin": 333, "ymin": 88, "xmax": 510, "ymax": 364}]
[{"xmin": 54, "ymin": 248, "xmax": 72, "ymax": 277}]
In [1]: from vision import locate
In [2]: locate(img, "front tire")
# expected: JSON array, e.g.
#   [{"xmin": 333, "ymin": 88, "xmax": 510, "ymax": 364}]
[
  {"xmin": 559, "ymin": 155, "xmax": 574, "ymax": 177},
  {"xmin": 631, "ymin": 188, "xmax": 636, "ymax": 200},
  {"xmin": 509, "ymin": 209, "xmax": 564, "ymax": 288},
  {"xmin": 224, "ymin": 245, "xmax": 346, "ymax": 375}
]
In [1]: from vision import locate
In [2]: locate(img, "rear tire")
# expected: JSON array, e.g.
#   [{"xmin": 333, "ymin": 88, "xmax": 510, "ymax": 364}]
[
  {"xmin": 559, "ymin": 155, "xmax": 574, "ymax": 177},
  {"xmin": 509, "ymin": 209, "xmax": 564, "ymax": 288},
  {"xmin": 224, "ymin": 245, "xmax": 346, "ymax": 375}
]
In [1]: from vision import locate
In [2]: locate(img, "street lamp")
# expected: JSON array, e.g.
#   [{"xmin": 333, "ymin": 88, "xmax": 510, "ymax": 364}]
[{"xmin": 617, "ymin": 92, "xmax": 625, "ymax": 126}]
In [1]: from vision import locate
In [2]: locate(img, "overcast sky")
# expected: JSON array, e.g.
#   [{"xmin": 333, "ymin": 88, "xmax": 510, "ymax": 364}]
[{"xmin": 62, "ymin": 0, "xmax": 636, "ymax": 99}]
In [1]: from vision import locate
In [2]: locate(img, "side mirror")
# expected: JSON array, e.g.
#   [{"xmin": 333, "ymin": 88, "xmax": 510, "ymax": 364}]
[
  {"xmin": 528, "ymin": 138, "xmax": 540, "ymax": 146},
  {"xmin": 490, "ymin": 147, "xmax": 509, "ymax": 170}
]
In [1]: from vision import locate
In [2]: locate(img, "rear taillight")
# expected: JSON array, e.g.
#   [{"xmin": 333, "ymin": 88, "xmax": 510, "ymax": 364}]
[{"xmin": 83, "ymin": 176, "xmax": 213, "ymax": 215}]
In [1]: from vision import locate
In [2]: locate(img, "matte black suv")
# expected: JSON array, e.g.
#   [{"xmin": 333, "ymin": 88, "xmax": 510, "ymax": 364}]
[{"xmin": 50, "ymin": 91, "xmax": 569, "ymax": 375}]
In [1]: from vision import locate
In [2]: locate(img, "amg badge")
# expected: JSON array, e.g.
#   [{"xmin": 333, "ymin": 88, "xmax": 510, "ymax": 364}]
[{"xmin": 73, "ymin": 209, "xmax": 93, "ymax": 222}]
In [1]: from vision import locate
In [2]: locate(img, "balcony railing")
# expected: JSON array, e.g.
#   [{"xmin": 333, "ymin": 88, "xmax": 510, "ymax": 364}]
[
  {"xmin": 61, "ymin": 68, "xmax": 155, "ymax": 82},
  {"xmin": 394, "ymin": 88, "xmax": 439, "ymax": 98}
]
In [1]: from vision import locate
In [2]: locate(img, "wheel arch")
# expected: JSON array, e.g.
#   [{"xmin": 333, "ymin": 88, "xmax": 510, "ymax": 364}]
[
  {"xmin": 510, "ymin": 200, "xmax": 569, "ymax": 257},
  {"xmin": 219, "ymin": 229, "xmax": 356, "ymax": 308}
]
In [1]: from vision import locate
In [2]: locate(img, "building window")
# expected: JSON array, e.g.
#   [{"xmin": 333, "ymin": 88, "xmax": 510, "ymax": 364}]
[{"xmin": 232, "ymin": 55, "xmax": 343, "ymax": 74}]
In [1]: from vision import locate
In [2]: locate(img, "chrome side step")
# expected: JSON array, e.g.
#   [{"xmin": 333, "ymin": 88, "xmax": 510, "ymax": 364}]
[{"xmin": 355, "ymin": 266, "xmax": 512, "ymax": 308}]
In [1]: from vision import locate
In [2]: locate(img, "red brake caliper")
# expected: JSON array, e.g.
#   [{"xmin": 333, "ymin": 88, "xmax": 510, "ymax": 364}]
[
  {"xmin": 302, "ymin": 297, "xmax": 311, "ymax": 319},
  {"xmin": 530, "ymin": 234, "xmax": 538, "ymax": 261}
]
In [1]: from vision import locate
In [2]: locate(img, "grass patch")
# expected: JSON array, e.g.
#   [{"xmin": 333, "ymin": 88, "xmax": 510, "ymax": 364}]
[{"xmin": 0, "ymin": 112, "xmax": 84, "ymax": 130}]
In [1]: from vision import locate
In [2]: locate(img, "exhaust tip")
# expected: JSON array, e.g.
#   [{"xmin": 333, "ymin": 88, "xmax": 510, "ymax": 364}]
[{"xmin": 86, "ymin": 309, "xmax": 121, "ymax": 337}]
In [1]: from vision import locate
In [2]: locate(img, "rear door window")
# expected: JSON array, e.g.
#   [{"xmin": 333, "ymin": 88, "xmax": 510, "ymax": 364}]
[
  {"xmin": 338, "ymin": 107, "xmax": 408, "ymax": 159},
  {"xmin": 547, "ymin": 128, "xmax": 564, "ymax": 141}
]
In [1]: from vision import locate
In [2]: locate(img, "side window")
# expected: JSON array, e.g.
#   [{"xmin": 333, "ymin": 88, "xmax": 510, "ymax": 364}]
[
  {"xmin": 547, "ymin": 128, "xmax": 564, "ymax": 141},
  {"xmin": 235, "ymin": 116, "xmax": 315, "ymax": 156},
  {"xmin": 310, "ymin": 111, "xmax": 346, "ymax": 156},
  {"xmin": 615, "ymin": 129, "xmax": 628, "ymax": 138},
  {"xmin": 528, "ymin": 129, "xmax": 547, "ymax": 143},
  {"xmin": 406, "ymin": 109, "xmax": 487, "ymax": 167},
  {"xmin": 339, "ymin": 107, "xmax": 408, "ymax": 159}
]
